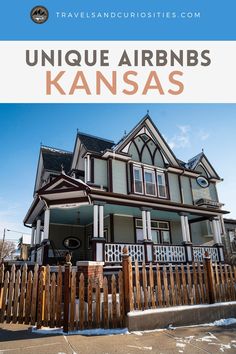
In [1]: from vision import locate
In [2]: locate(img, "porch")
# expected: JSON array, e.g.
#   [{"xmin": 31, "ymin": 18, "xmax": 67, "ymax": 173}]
[{"xmin": 29, "ymin": 201, "xmax": 225, "ymax": 265}]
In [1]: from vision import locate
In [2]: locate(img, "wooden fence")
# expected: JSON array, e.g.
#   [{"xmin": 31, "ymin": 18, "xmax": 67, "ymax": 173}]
[{"xmin": 0, "ymin": 252, "xmax": 236, "ymax": 332}]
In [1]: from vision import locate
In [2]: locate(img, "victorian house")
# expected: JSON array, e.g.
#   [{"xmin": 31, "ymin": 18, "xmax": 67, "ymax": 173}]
[{"xmin": 24, "ymin": 115, "xmax": 228, "ymax": 266}]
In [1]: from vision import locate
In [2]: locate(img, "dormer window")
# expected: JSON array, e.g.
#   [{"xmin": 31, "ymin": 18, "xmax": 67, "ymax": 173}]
[{"xmin": 133, "ymin": 165, "xmax": 167, "ymax": 198}]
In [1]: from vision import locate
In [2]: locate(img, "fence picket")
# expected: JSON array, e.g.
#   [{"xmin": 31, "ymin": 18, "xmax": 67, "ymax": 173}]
[
  {"xmin": 12, "ymin": 269, "xmax": 20, "ymax": 323},
  {"xmin": 214, "ymin": 263, "xmax": 220, "ymax": 302},
  {"xmin": 79, "ymin": 273, "xmax": 85, "ymax": 330},
  {"xmin": 134, "ymin": 260, "xmax": 141, "ymax": 310},
  {"xmin": 181, "ymin": 264, "xmax": 188, "ymax": 305},
  {"xmin": 43, "ymin": 265, "xmax": 50, "ymax": 327},
  {"xmin": 219, "ymin": 263, "xmax": 226, "ymax": 302},
  {"xmin": 111, "ymin": 274, "xmax": 117, "ymax": 328},
  {"xmin": 169, "ymin": 265, "xmax": 176, "ymax": 306},
  {"xmin": 95, "ymin": 280, "xmax": 100, "ymax": 328},
  {"xmin": 103, "ymin": 277, "xmax": 109, "ymax": 329},
  {"xmin": 224, "ymin": 264, "xmax": 230, "ymax": 301},
  {"xmin": 56, "ymin": 266, "xmax": 62, "ymax": 327},
  {"xmin": 163, "ymin": 266, "xmax": 169, "ymax": 307},
  {"xmin": 24, "ymin": 271, "xmax": 33, "ymax": 325},
  {"xmin": 197, "ymin": 262, "xmax": 204, "ymax": 303},
  {"xmin": 6, "ymin": 265, "xmax": 15, "ymax": 323},
  {"xmin": 87, "ymin": 277, "xmax": 93, "ymax": 328},
  {"xmin": 118, "ymin": 270, "xmax": 125, "ymax": 327},
  {"xmin": 175, "ymin": 265, "xmax": 182, "ymax": 305},
  {"xmin": 36, "ymin": 271, "xmax": 44, "ymax": 329},
  {"xmin": 229, "ymin": 266, "xmax": 235, "ymax": 301},
  {"xmin": 149, "ymin": 263, "xmax": 156, "ymax": 308},
  {"xmin": 142, "ymin": 263, "xmax": 148, "ymax": 309},
  {"xmin": 18, "ymin": 264, "xmax": 27, "ymax": 324},
  {"xmin": 156, "ymin": 264, "xmax": 163, "ymax": 307},
  {"xmin": 50, "ymin": 273, "xmax": 56, "ymax": 328},
  {"xmin": 31, "ymin": 264, "xmax": 39, "ymax": 325},
  {"xmin": 0, "ymin": 271, "xmax": 9, "ymax": 323},
  {"xmin": 70, "ymin": 270, "xmax": 76, "ymax": 330},
  {"xmin": 192, "ymin": 262, "xmax": 200, "ymax": 304}
]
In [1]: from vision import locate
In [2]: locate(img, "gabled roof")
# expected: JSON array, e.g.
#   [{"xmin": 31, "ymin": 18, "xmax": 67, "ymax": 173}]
[
  {"xmin": 41, "ymin": 146, "xmax": 73, "ymax": 173},
  {"xmin": 78, "ymin": 133, "xmax": 114, "ymax": 154},
  {"xmin": 112, "ymin": 114, "xmax": 180, "ymax": 167},
  {"xmin": 185, "ymin": 152, "xmax": 220, "ymax": 180},
  {"xmin": 38, "ymin": 174, "xmax": 90, "ymax": 194}
]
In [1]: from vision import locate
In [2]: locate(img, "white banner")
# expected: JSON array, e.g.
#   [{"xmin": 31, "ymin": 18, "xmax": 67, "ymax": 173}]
[{"xmin": 0, "ymin": 41, "xmax": 235, "ymax": 103}]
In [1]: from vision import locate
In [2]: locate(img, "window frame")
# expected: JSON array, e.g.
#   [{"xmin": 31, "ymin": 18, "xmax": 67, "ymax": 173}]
[
  {"xmin": 135, "ymin": 218, "xmax": 171, "ymax": 244},
  {"xmin": 133, "ymin": 165, "xmax": 144, "ymax": 194},
  {"xmin": 156, "ymin": 171, "xmax": 167, "ymax": 199},
  {"xmin": 144, "ymin": 168, "xmax": 157, "ymax": 197}
]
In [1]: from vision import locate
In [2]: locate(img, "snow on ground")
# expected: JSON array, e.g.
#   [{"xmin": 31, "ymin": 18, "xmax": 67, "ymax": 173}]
[{"xmin": 32, "ymin": 317, "xmax": 236, "ymax": 337}]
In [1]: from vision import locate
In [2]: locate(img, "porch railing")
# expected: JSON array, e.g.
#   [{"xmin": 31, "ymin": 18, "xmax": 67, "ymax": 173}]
[
  {"xmin": 153, "ymin": 244, "xmax": 186, "ymax": 263},
  {"xmin": 104, "ymin": 243, "xmax": 221, "ymax": 264},
  {"xmin": 192, "ymin": 246, "xmax": 219, "ymax": 262},
  {"xmin": 104, "ymin": 243, "xmax": 145, "ymax": 263}
]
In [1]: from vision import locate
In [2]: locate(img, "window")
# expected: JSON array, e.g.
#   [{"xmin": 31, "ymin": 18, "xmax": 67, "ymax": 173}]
[
  {"xmin": 135, "ymin": 219, "xmax": 170, "ymax": 244},
  {"xmin": 144, "ymin": 170, "xmax": 156, "ymax": 196},
  {"xmin": 157, "ymin": 172, "xmax": 167, "ymax": 198},
  {"xmin": 132, "ymin": 165, "xmax": 168, "ymax": 199},
  {"xmin": 63, "ymin": 237, "xmax": 81, "ymax": 250},
  {"xmin": 133, "ymin": 166, "xmax": 143, "ymax": 194}
]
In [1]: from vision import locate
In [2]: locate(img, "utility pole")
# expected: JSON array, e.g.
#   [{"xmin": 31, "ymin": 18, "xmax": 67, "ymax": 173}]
[{"xmin": 0, "ymin": 228, "xmax": 6, "ymax": 261}]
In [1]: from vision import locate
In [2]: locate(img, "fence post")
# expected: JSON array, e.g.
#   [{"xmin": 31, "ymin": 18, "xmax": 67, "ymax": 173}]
[
  {"xmin": 204, "ymin": 253, "xmax": 216, "ymax": 304},
  {"xmin": 63, "ymin": 256, "xmax": 71, "ymax": 333},
  {"xmin": 122, "ymin": 246, "xmax": 133, "ymax": 315}
]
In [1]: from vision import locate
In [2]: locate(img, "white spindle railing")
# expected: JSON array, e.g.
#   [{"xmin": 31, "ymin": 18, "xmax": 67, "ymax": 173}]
[
  {"xmin": 153, "ymin": 244, "xmax": 186, "ymax": 263},
  {"xmin": 193, "ymin": 246, "xmax": 219, "ymax": 262},
  {"xmin": 104, "ymin": 243, "xmax": 144, "ymax": 263}
]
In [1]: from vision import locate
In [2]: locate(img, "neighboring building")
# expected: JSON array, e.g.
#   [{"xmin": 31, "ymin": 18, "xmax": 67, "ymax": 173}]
[
  {"xmin": 24, "ymin": 115, "xmax": 229, "ymax": 265},
  {"xmin": 223, "ymin": 218, "xmax": 236, "ymax": 264}
]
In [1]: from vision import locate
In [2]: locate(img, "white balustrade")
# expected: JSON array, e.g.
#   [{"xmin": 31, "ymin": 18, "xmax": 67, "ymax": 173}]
[
  {"xmin": 104, "ymin": 243, "xmax": 144, "ymax": 263},
  {"xmin": 193, "ymin": 246, "xmax": 219, "ymax": 262},
  {"xmin": 153, "ymin": 245, "xmax": 186, "ymax": 263}
]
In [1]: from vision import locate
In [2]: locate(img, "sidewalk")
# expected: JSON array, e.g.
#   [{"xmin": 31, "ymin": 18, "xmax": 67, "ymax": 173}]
[{"xmin": 0, "ymin": 322, "xmax": 236, "ymax": 353}]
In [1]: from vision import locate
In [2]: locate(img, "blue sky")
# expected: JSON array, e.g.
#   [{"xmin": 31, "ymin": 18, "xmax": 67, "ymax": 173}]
[{"xmin": 0, "ymin": 104, "xmax": 235, "ymax": 241}]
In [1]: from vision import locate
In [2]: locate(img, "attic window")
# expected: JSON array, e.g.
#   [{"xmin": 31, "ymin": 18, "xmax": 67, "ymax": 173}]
[{"xmin": 141, "ymin": 134, "xmax": 149, "ymax": 142}]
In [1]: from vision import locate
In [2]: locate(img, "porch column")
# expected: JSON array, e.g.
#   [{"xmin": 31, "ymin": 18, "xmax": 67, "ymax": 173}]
[
  {"xmin": 87, "ymin": 154, "xmax": 91, "ymax": 182},
  {"xmin": 35, "ymin": 219, "xmax": 41, "ymax": 245},
  {"xmin": 184, "ymin": 216, "xmax": 191, "ymax": 243},
  {"xmin": 43, "ymin": 208, "xmax": 50, "ymax": 240},
  {"xmin": 92, "ymin": 202, "xmax": 106, "ymax": 262},
  {"xmin": 180, "ymin": 214, "xmax": 187, "ymax": 242},
  {"xmin": 216, "ymin": 219, "xmax": 222, "ymax": 244},
  {"xmin": 93, "ymin": 204, "xmax": 99, "ymax": 238},
  {"xmin": 212, "ymin": 218, "xmax": 219, "ymax": 244},
  {"xmin": 141, "ymin": 209, "xmax": 147, "ymax": 241},
  {"xmin": 146, "ymin": 210, "xmax": 152, "ymax": 241},
  {"xmin": 31, "ymin": 226, "xmax": 36, "ymax": 247},
  {"xmin": 99, "ymin": 205, "xmax": 104, "ymax": 238}
]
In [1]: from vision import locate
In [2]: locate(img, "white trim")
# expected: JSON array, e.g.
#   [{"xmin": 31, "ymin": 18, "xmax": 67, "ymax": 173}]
[
  {"xmin": 133, "ymin": 165, "xmax": 144, "ymax": 195},
  {"xmin": 142, "ymin": 210, "xmax": 147, "ymax": 240},
  {"xmin": 144, "ymin": 169, "xmax": 157, "ymax": 197},
  {"xmin": 180, "ymin": 215, "xmax": 187, "ymax": 242},
  {"xmin": 36, "ymin": 219, "xmax": 41, "ymax": 244},
  {"xmin": 184, "ymin": 216, "xmax": 191, "ymax": 243},
  {"xmin": 99, "ymin": 205, "xmax": 104, "ymax": 238},
  {"xmin": 31, "ymin": 227, "xmax": 36, "ymax": 247},
  {"xmin": 93, "ymin": 204, "xmax": 99, "ymax": 238},
  {"xmin": 84, "ymin": 157, "xmax": 87, "ymax": 183},
  {"xmin": 146, "ymin": 211, "xmax": 152, "ymax": 240},
  {"xmin": 87, "ymin": 154, "xmax": 91, "ymax": 182},
  {"xmin": 43, "ymin": 209, "xmax": 50, "ymax": 240},
  {"xmin": 156, "ymin": 172, "xmax": 167, "ymax": 199},
  {"xmin": 113, "ymin": 214, "xmax": 134, "ymax": 218},
  {"xmin": 49, "ymin": 202, "xmax": 90, "ymax": 209}
]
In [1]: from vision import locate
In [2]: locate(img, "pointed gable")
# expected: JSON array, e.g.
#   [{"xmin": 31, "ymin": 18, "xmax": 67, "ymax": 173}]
[
  {"xmin": 38, "ymin": 174, "xmax": 90, "ymax": 195},
  {"xmin": 113, "ymin": 114, "xmax": 180, "ymax": 167},
  {"xmin": 186, "ymin": 152, "xmax": 220, "ymax": 180}
]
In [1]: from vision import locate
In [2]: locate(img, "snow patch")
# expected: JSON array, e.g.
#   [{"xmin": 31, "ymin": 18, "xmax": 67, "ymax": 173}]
[{"xmin": 32, "ymin": 326, "xmax": 129, "ymax": 336}]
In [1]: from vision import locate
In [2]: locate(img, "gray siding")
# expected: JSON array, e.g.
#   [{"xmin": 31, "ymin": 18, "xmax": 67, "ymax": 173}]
[
  {"xmin": 113, "ymin": 216, "xmax": 135, "ymax": 243},
  {"xmin": 181, "ymin": 176, "xmax": 193, "ymax": 205},
  {"xmin": 191, "ymin": 179, "xmax": 218, "ymax": 202},
  {"xmin": 94, "ymin": 158, "xmax": 108, "ymax": 187},
  {"xmin": 168, "ymin": 173, "xmax": 181, "ymax": 203},
  {"xmin": 112, "ymin": 160, "xmax": 127, "ymax": 194}
]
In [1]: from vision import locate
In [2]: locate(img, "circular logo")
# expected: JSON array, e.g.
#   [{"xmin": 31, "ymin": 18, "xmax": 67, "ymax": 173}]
[{"xmin": 31, "ymin": 6, "xmax": 49, "ymax": 24}]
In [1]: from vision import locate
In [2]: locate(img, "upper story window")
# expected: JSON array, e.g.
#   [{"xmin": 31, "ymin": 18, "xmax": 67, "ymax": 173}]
[
  {"xmin": 134, "ymin": 166, "xmax": 143, "ymax": 194},
  {"xmin": 144, "ymin": 170, "xmax": 156, "ymax": 196},
  {"xmin": 157, "ymin": 172, "xmax": 167, "ymax": 198},
  {"xmin": 133, "ymin": 165, "xmax": 167, "ymax": 199}
]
